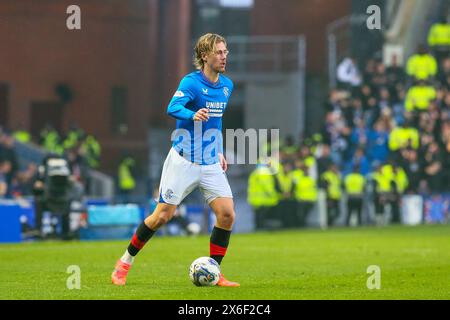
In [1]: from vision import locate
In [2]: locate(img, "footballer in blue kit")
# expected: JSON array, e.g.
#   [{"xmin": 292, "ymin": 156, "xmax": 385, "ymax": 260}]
[
  {"xmin": 169, "ymin": 70, "xmax": 233, "ymax": 165},
  {"xmin": 112, "ymin": 33, "xmax": 240, "ymax": 287}
]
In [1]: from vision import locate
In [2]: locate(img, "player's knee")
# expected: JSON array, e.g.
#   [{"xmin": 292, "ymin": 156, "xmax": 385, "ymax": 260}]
[
  {"xmin": 155, "ymin": 213, "xmax": 171, "ymax": 228},
  {"xmin": 147, "ymin": 211, "xmax": 173, "ymax": 229},
  {"xmin": 219, "ymin": 210, "xmax": 235, "ymax": 227}
]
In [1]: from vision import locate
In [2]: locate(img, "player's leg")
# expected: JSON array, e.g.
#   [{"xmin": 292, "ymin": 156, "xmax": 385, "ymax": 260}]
[
  {"xmin": 112, "ymin": 147, "xmax": 200, "ymax": 285},
  {"xmin": 209, "ymin": 197, "xmax": 235, "ymax": 265},
  {"xmin": 126, "ymin": 203, "xmax": 178, "ymax": 258},
  {"xmin": 199, "ymin": 163, "xmax": 234, "ymax": 265},
  {"xmin": 209, "ymin": 197, "xmax": 240, "ymax": 287},
  {"xmin": 112, "ymin": 203, "xmax": 178, "ymax": 286},
  {"xmin": 200, "ymin": 163, "xmax": 239, "ymax": 287}
]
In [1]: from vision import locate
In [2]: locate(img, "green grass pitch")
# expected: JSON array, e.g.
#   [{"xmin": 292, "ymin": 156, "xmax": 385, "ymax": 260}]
[{"xmin": 0, "ymin": 225, "xmax": 449, "ymax": 300}]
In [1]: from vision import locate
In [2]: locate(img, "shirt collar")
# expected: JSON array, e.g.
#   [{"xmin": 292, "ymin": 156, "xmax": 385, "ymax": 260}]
[{"xmin": 200, "ymin": 70, "xmax": 220, "ymax": 86}]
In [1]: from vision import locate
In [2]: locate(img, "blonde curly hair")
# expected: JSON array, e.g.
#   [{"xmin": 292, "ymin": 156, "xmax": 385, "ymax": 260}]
[{"xmin": 193, "ymin": 33, "xmax": 227, "ymax": 70}]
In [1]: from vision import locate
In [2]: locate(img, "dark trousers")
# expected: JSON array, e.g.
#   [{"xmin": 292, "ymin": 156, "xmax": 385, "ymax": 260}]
[
  {"xmin": 389, "ymin": 197, "xmax": 400, "ymax": 223},
  {"xmin": 327, "ymin": 198, "xmax": 341, "ymax": 226},
  {"xmin": 297, "ymin": 201, "xmax": 314, "ymax": 227},
  {"xmin": 279, "ymin": 199, "xmax": 298, "ymax": 228},
  {"xmin": 254, "ymin": 207, "xmax": 267, "ymax": 230},
  {"xmin": 254, "ymin": 206, "xmax": 277, "ymax": 230},
  {"xmin": 346, "ymin": 197, "xmax": 363, "ymax": 226},
  {"xmin": 375, "ymin": 193, "xmax": 400, "ymax": 223}
]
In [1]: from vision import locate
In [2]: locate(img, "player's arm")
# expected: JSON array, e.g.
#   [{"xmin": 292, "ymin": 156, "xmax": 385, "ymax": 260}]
[
  {"xmin": 168, "ymin": 102, "xmax": 209, "ymax": 121},
  {"xmin": 166, "ymin": 78, "xmax": 209, "ymax": 121},
  {"xmin": 167, "ymin": 95, "xmax": 196, "ymax": 120}
]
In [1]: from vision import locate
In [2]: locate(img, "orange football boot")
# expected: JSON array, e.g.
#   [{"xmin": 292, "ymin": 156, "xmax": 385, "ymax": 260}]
[
  {"xmin": 111, "ymin": 260, "xmax": 131, "ymax": 286},
  {"xmin": 216, "ymin": 273, "xmax": 240, "ymax": 287}
]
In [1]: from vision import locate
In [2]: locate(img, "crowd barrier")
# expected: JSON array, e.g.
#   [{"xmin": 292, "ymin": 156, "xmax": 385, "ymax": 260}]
[{"xmin": 0, "ymin": 194, "xmax": 448, "ymax": 243}]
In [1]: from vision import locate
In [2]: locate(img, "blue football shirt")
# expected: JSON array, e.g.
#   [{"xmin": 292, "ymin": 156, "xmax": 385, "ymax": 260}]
[{"xmin": 167, "ymin": 71, "xmax": 233, "ymax": 165}]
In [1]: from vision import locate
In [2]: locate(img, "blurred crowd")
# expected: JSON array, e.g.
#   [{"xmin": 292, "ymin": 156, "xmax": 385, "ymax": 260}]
[
  {"xmin": 0, "ymin": 124, "xmax": 101, "ymax": 199},
  {"xmin": 248, "ymin": 18, "xmax": 450, "ymax": 229}
]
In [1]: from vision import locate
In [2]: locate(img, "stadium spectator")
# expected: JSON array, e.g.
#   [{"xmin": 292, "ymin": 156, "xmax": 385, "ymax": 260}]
[
  {"xmin": 336, "ymin": 56, "xmax": 362, "ymax": 91},
  {"xmin": 372, "ymin": 165, "xmax": 390, "ymax": 225},
  {"xmin": 363, "ymin": 57, "xmax": 377, "ymax": 84},
  {"xmin": 350, "ymin": 118, "xmax": 369, "ymax": 153},
  {"xmin": 344, "ymin": 166, "xmax": 365, "ymax": 226},
  {"xmin": 378, "ymin": 87, "xmax": 393, "ymax": 111},
  {"xmin": 371, "ymin": 162, "xmax": 403, "ymax": 225},
  {"xmin": 386, "ymin": 54, "xmax": 406, "ymax": 87},
  {"xmin": 422, "ymin": 141, "xmax": 444, "ymax": 193},
  {"xmin": 320, "ymin": 163, "xmax": 342, "ymax": 227},
  {"xmin": 40, "ymin": 124, "xmax": 63, "ymax": 155},
  {"xmin": 298, "ymin": 144, "xmax": 317, "ymax": 180},
  {"xmin": 321, "ymin": 111, "xmax": 351, "ymax": 167},
  {"xmin": 292, "ymin": 164, "xmax": 318, "ymax": 227},
  {"xmin": 427, "ymin": 14, "xmax": 450, "ymax": 64},
  {"xmin": 367, "ymin": 120, "xmax": 390, "ymax": 168},
  {"xmin": 275, "ymin": 160, "xmax": 296, "ymax": 228},
  {"xmin": 406, "ymin": 45, "xmax": 438, "ymax": 81},
  {"xmin": 392, "ymin": 164, "xmax": 409, "ymax": 221},
  {"xmin": 358, "ymin": 84, "xmax": 373, "ymax": 109},
  {"xmin": 247, "ymin": 161, "xmax": 279, "ymax": 230},
  {"xmin": 80, "ymin": 133, "xmax": 101, "ymax": 169},
  {"xmin": 345, "ymin": 146, "xmax": 370, "ymax": 177},
  {"xmin": 63, "ymin": 123, "xmax": 84, "ymax": 151},
  {"xmin": 326, "ymin": 89, "xmax": 345, "ymax": 112},
  {"xmin": 65, "ymin": 147, "xmax": 90, "ymax": 191},
  {"xmin": 404, "ymin": 79, "xmax": 437, "ymax": 113},
  {"xmin": 440, "ymin": 120, "xmax": 450, "ymax": 191},
  {"xmin": 10, "ymin": 163, "xmax": 37, "ymax": 198},
  {"xmin": 363, "ymin": 95, "xmax": 380, "ymax": 128},
  {"xmin": 316, "ymin": 143, "xmax": 333, "ymax": 176},
  {"xmin": 389, "ymin": 119, "xmax": 420, "ymax": 152},
  {"xmin": 117, "ymin": 154, "xmax": 137, "ymax": 204},
  {"xmin": 371, "ymin": 61, "xmax": 389, "ymax": 90},
  {"xmin": 438, "ymin": 57, "xmax": 450, "ymax": 87},
  {"xmin": 400, "ymin": 148, "xmax": 423, "ymax": 194},
  {"xmin": 12, "ymin": 123, "xmax": 31, "ymax": 144},
  {"xmin": 0, "ymin": 160, "xmax": 9, "ymax": 198},
  {"xmin": 0, "ymin": 131, "xmax": 19, "ymax": 188}
]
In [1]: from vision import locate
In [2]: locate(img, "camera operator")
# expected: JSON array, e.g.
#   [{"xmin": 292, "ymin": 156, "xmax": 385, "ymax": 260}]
[{"xmin": 33, "ymin": 153, "xmax": 83, "ymax": 240}]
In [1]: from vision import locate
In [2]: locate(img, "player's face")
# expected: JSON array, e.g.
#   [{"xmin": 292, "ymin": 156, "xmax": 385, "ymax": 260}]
[{"xmin": 205, "ymin": 41, "xmax": 228, "ymax": 73}]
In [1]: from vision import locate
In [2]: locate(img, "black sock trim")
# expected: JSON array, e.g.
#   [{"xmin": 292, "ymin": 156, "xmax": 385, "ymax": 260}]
[
  {"xmin": 127, "ymin": 222, "xmax": 155, "ymax": 256},
  {"xmin": 210, "ymin": 226, "xmax": 231, "ymax": 248}
]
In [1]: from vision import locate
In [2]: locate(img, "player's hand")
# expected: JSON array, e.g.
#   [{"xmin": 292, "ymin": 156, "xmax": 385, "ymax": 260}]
[
  {"xmin": 219, "ymin": 153, "xmax": 228, "ymax": 172},
  {"xmin": 193, "ymin": 108, "xmax": 209, "ymax": 121}
]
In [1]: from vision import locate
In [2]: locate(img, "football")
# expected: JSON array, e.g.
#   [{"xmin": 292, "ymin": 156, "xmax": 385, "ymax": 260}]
[{"xmin": 189, "ymin": 257, "xmax": 221, "ymax": 286}]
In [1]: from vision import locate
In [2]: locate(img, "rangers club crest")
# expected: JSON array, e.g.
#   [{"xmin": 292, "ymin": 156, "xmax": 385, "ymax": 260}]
[
  {"xmin": 223, "ymin": 87, "xmax": 229, "ymax": 98},
  {"xmin": 165, "ymin": 189, "xmax": 174, "ymax": 200}
]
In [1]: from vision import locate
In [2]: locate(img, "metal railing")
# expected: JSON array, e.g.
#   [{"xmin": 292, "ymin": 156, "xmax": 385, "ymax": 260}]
[{"xmin": 224, "ymin": 35, "xmax": 306, "ymax": 74}]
